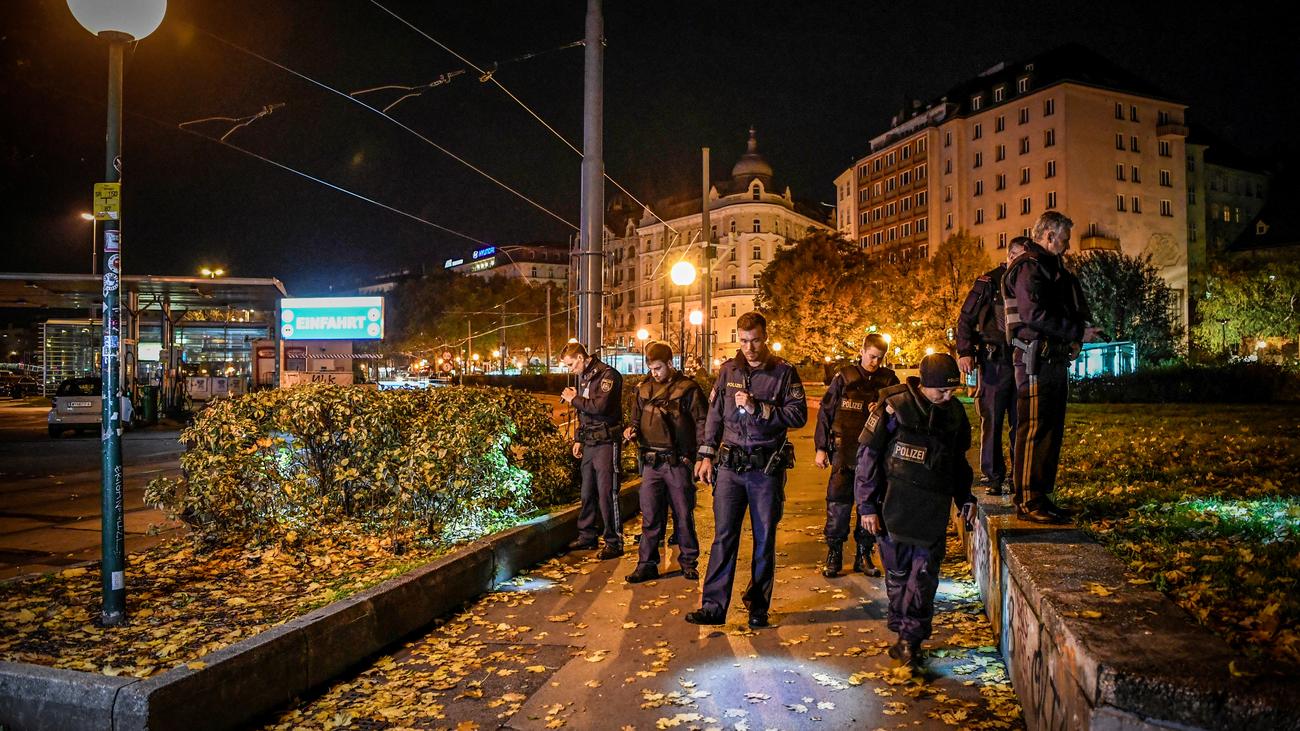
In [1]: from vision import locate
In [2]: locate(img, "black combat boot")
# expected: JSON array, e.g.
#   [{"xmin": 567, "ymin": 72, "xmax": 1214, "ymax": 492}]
[
  {"xmin": 853, "ymin": 543, "xmax": 881, "ymax": 577},
  {"xmin": 822, "ymin": 542, "xmax": 844, "ymax": 578}
]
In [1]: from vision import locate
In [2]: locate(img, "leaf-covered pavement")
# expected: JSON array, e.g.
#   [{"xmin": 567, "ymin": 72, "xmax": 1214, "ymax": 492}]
[{"xmin": 263, "ymin": 424, "xmax": 1022, "ymax": 730}]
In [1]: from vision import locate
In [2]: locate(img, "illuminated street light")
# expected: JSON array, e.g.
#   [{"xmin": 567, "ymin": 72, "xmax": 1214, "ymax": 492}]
[
  {"xmin": 689, "ymin": 310, "xmax": 703, "ymax": 326},
  {"xmin": 79, "ymin": 212, "xmax": 97, "ymax": 275},
  {"xmin": 925, "ymin": 346, "xmax": 936, "ymax": 356},
  {"xmin": 636, "ymin": 328, "xmax": 650, "ymax": 341},
  {"xmin": 67, "ymin": 0, "xmax": 168, "ymax": 628},
  {"xmin": 882, "ymin": 333, "xmax": 893, "ymax": 345},
  {"xmin": 670, "ymin": 260, "xmax": 697, "ymax": 286},
  {"xmin": 200, "ymin": 267, "xmax": 225, "ymax": 279},
  {"xmin": 771, "ymin": 341, "xmax": 783, "ymax": 353}
]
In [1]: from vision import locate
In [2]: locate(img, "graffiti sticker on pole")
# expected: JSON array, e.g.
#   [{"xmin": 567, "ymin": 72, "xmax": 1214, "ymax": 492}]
[
  {"xmin": 104, "ymin": 229, "xmax": 120, "ymax": 253},
  {"xmin": 93, "ymin": 183, "xmax": 120, "ymax": 221}
]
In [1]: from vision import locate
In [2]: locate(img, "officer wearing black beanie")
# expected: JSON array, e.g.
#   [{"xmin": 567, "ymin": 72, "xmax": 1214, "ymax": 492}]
[{"xmin": 854, "ymin": 353, "xmax": 975, "ymax": 667}]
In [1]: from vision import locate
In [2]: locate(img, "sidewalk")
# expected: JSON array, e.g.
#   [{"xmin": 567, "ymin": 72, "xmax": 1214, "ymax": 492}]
[{"xmin": 264, "ymin": 417, "xmax": 1021, "ymax": 730}]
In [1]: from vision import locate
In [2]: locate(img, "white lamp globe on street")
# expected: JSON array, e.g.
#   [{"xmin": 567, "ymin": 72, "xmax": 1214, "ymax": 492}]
[
  {"xmin": 68, "ymin": 0, "xmax": 167, "ymax": 40},
  {"xmin": 771, "ymin": 341, "xmax": 783, "ymax": 353},
  {"xmin": 689, "ymin": 310, "xmax": 703, "ymax": 326},
  {"xmin": 670, "ymin": 260, "xmax": 697, "ymax": 287},
  {"xmin": 636, "ymin": 328, "xmax": 650, "ymax": 341}
]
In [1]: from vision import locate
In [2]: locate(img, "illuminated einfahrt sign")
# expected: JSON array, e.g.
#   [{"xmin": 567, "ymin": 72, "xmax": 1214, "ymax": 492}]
[{"xmin": 279, "ymin": 297, "xmax": 385, "ymax": 340}]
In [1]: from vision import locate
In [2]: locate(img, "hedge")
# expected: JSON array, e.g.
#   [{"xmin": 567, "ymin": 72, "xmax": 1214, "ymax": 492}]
[{"xmin": 1070, "ymin": 362, "xmax": 1300, "ymax": 403}]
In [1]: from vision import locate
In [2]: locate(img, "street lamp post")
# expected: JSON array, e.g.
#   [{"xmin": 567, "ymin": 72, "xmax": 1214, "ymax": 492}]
[
  {"xmin": 67, "ymin": 0, "xmax": 167, "ymax": 627},
  {"xmin": 670, "ymin": 260, "xmax": 696, "ymax": 370},
  {"xmin": 689, "ymin": 309, "xmax": 703, "ymax": 365}
]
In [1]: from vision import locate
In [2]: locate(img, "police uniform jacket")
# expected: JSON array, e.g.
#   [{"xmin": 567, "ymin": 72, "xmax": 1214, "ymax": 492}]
[
  {"xmin": 814, "ymin": 364, "xmax": 899, "ymax": 457},
  {"xmin": 854, "ymin": 378, "xmax": 974, "ymax": 547},
  {"xmin": 698, "ymin": 351, "xmax": 807, "ymax": 459},
  {"xmin": 955, "ymin": 264, "xmax": 1010, "ymax": 358},
  {"xmin": 570, "ymin": 357, "xmax": 623, "ymax": 442},
  {"xmin": 629, "ymin": 372, "xmax": 708, "ymax": 459},
  {"xmin": 1002, "ymin": 242, "xmax": 1088, "ymax": 347}
]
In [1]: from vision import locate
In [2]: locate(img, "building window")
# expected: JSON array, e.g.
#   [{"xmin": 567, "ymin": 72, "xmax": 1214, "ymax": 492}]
[
  {"xmin": 752, "ymin": 185, "xmax": 761, "ymax": 200},
  {"xmin": 994, "ymin": 85, "xmax": 1006, "ymax": 103},
  {"xmin": 730, "ymin": 329, "xmax": 737, "ymax": 343},
  {"xmin": 1190, "ymin": 221, "xmax": 1198, "ymax": 241},
  {"xmin": 752, "ymin": 243, "xmax": 762, "ymax": 259},
  {"xmin": 975, "ymin": 208, "xmax": 985, "ymax": 224},
  {"xmin": 918, "ymin": 244, "xmax": 929, "ymax": 259},
  {"xmin": 752, "ymin": 219, "xmax": 761, "ymax": 233},
  {"xmin": 1131, "ymin": 196, "xmax": 1142, "ymax": 213},
  {"xmin": 1188, "ymin": 189, "xmax": 1196, "ymax": 204},
  {"xmin": 997, "ymin": 202, "xmax": 1007, "ymax": 220},
  {"xmin": 859, "ymin": 189, "xmax": 868, "ymax": 203},
  {"xmin": 729, "ymin": 219, "xmax": 736, "ymax": 234},
  {"xmin": 945, "ymin": 213, "xmax": 954, "ymax": 230},
  {"xmin": 917, "ymin": 190, "xmax": 927, "ymax": 206},
  {"xmin": 944, "ymin": 185, "xmax": 952, "ymax": 202},
  {"xmin": 858, "ymin": 164, "xmax": 868, "ymax": 179},
  {"xmin": 902, "ymin": 222, "xmax": 912, "ymax": 236},
  {"xmin": 888, "ymin": 227, "xmax": 897, "ymax": 242},
  {"xmin": 996, "ymin": 173, "xmax": 1007, "ymax": 191},
  {"xmin": 873, "ymin": 206, "xmax": 882, "ymax": 221},
  {"xmin": 1045, "ymin": 160, "xmax": 1057, "ymax": 179},
  {"xmin": 1158, "ymin": 110, "xmax": 1171, "ymax": 125},
  {"xmin": 1130, "ymin": 105, "xmax": 1139, "ymax": 122},
  {"xmin": 1115, "ymin": 102, "xmax": 1124, "ymax": 120},
  {"xmin": 1018, "ymin": 106, "xmax": 1029, "ymax": 124},
  {"xmin": 1160, "ymin": 169, "xmax": 1172, "ymax": 187},
  {"xmin": 887, "ymin": 177, "xmax": 896, "ymax": 192},
  {"xmin": 917, "ymin": 137, "xmax": 927, "ymax": 152},
  {"xmin": 996, "ymin": 115, "xmax": 1006, "ymax": 133},
  {"xmin": 860, "ymin": 212, "xmax": 868, "ymax": 225},
  {"xmin": 1017, "ymin": 76, "xmax": 1029, "ymax": 93},
  {"xmin": 1130, "ymin": 135, "xmax": 1140, "ymax": 152},
  {"xmin": 996, "ymin": 144, "xmax": 1006, "ymax": 162},
  {"xmin": 1116, "ymin": 195, "xmax": 1126, "ymax": 212},
  {"xmin": 1224, "ymin": 207, "xmax": 1232, "ymax": 222},
  {"xmin": 944, "ymin": 159, "xmax": 952, "ymax": 174},
  {"xmin": 1020, "ymin": 167, "xmax": 1031, "ymax": 185},
  {"xmin": 729, "ymin": 273, "xmax": 737, "ymax": 288},
  {"xmin": 973, "ymin": 122, "xmax": 983, "ymax": 140},
  {"xmin": 1042, "ymin": 98, "xmax": 1056, "ymax": 116},
  {"xmin": 1131, "ymin": 165, "xmax": 1141, "ymax": 183},
  {"xmin": 916, "ymin": 163, "xmax": 927, "ymax": 180},
  {"xmin": 974, "ymin": 179, "xmax": 984, "ymax": 196},
  {"xmin": 972, "ymin": 94, "xmax": 984, "ymax": 111},
  {"xmin": 1159, "ymin": 140, "xmax": 1172, "ymax": 157},
  {"xmin": 902, "ymin": 146, "xmax": 911, "ymax": 160},
  {"xmin": 1046, "ymin": 191, "xmax": 1057, "ymax": 209},
  {"xmin": 917, "ymin": 217, "xmax": 928, "ymax": 232},
  {"xmin": 1115, "ymin": 133, "xmax": 1125, "ymax": 150},
  {"xmin": 886, "ymin": 202, "xmax": 897, "ymax": 216},
  {"xmin": 1160, "ymin": 199, "xmax": 1173, "ymax": 217},
  {"xmin": 1044, "ymin": 128, "xmax": 1056, "ymax": 147},
  {"xmin": 973, "ymin": 151, "xmax": 983, "ymax": 168},
  {"xmin": 1116, "ymin": 164, "xmax": 1126, "ymax": 181},
  {"xmin": 874, "ymin": 182, "xmax": 882, "ymax": 195},
  {"xmin": 944, "ymin": 130, "xmax": 952, "ymax": 148},
  {"xmin": 998, "ymin": 232, "xmax": 1008, "ymax": 249},
  {"xmin": 1020, "ymin": 197, "xmax": 1031, "ymax": 215},
  {"xmin": 887, "ymin": 151, "xmax": 896, "ymax": 165},
  {"xmin": 900, "ymin": 170, "xmax": 911, "ymax": 185},
  {"xmin": 901, "ymin": 197, "xmax": 911, "ymax": 212},
  {"xmin": 1019, "ymin": 137, "xmax": 1030, "ymax": 154},
  {"xmin": 860, "ymin": 236, "xmax": 869, "ymax": 247}
]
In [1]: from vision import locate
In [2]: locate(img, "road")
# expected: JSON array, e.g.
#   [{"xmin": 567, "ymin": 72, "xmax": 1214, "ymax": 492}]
[{"xmin": 0, "ymin": 399, "xmax": 185, "ymax": 579}]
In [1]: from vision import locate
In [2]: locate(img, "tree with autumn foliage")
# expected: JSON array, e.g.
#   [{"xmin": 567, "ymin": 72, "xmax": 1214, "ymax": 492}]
[
  {"xmin": 1067, "ymin": 250, "xmax": 1179, "ymax": 365},
  {"xmin": 1194, "ymin": 254, "xmax": 1300, "ymax": 357}
]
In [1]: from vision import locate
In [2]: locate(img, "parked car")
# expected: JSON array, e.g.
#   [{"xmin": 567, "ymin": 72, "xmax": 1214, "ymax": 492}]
[
  {"xmin": 0, "ymin": 372, "xmax": 38, "ymax": 399},
  {"xmin": 47, "ymin": 377, "xmax": 134, "ymax": 438}
]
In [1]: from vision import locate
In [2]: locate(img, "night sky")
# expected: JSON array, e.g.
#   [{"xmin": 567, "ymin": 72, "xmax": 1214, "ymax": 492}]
[{"xmin": 2, "ymin": 0, "xmax": 1296, "ymax": 296}]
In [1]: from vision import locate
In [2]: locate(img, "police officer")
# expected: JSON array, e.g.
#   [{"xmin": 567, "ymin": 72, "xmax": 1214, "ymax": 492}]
[
  {"xmin": 686, "ymin": 312, "xmax": 807, "ymax": 628},
  {"xmin": 560, "ymin": 341, "xmax": 625, "ymax": 558},
  {"xmin": 814, "ymin": 333, "xmax": 897, "ymax": 578},
  {"xmin": 955, "ymin": 238, "xmax": 1027, "ymax": 496},
  {"xmin": 856, "ymin": 354, "xmax": 975, "ymax": 667},
  {"xmin": 623, "ymin": 341, "xmax": 707, "ymax": 583},
  {"xmin": 1002, "ymin": 212, "xmax": 1096, "ymax": 524}
]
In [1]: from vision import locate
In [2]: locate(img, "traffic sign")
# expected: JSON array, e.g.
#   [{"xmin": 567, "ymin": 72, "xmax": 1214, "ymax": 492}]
[{"xmin": 93, "ymin": 182, "xmax": 121, "ymax": 221}]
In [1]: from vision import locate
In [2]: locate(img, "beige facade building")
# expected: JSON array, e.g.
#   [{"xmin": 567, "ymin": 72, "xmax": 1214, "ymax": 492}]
[
  {"xmin": 837, "ymin": 45, "xmax": 1195, "ymax": 326},
  {"xmin": 605, "ymin": 130, "xmax": 831, "ymax": 365}
]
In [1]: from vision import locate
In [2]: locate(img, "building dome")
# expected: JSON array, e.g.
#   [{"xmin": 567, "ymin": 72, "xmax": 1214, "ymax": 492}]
[{"xmin": 730, "ymin": 126, "xmax": 774, "ymax": 185}]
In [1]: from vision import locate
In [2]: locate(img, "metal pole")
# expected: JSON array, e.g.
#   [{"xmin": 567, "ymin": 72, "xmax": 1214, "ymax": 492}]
[
  {"xmin": 91, "ymin": 219, "xmax": 97, "ymax": 275},
  {"xmin": 100, "ymin": 36, "xmax": 126, "ymax": 626},
  {"xmin": 545, "ymin": 286, "xmax": 553, "ymax": 373},
  {"xmin": 701, "ymin": 148, "xmax": 713, "ymax": 372},
  {"xmin": 679, "ymin": 289, "xmax": 686, "ymax": 368},
  {"xmin": 577, "ymin": 0, "xmax": 604, "ymax": 353},
  {"xmin": 467, "ymin": 319, "xmax": 473, "ymax": 377}
]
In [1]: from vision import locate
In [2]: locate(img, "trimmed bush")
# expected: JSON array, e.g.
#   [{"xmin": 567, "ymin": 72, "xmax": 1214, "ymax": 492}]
[
  {"xmin": 1070, "ymin": 362, "xmax": 1300, "ymax": 403},
  {"xmin": 145, "ymin": 384, "xmax": 575, "ymax": 545}
]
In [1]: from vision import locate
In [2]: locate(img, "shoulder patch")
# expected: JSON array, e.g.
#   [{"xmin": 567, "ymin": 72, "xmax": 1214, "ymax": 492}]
[
  {"xmin": 977, "ymin": 274, "xmax": 992, "ymax": 283},
  {"xmin": 600, "ymin": 377, "xmax": 614, "ymax": 393},
  {"xmin": 865, "ymin": 409, "xmax": 881, "ymax": 432},
  {"xmin": 790, "ymin": 381, "xmax": 805, "ymax": 401}
]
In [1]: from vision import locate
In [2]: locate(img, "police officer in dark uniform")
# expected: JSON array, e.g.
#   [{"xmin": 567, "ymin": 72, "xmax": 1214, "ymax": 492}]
[
  {"xmin": 1002, "ymin": 212, "xmax": 1095, "ymax": 524},
  {"xmin": 623, "ymin": 341, "xmax": 707, "ymax": 583},
  {"xmin": 560, "ymin": 341, "xmax": 625, "ymax": 558},
  {"xmin": 814, "ymin": 333, "xmax": 897, "ymax": 578},
  {"xmin": 955, "ymin": 237, "xmax": 1027, "ymax": 496},
  {"xmin": 686, "ymin": 312, "xmax": 807, "ymax": 628},
  {"xmin": 856, "ymin": 354, "xmax": 975, "ymax": 667}
]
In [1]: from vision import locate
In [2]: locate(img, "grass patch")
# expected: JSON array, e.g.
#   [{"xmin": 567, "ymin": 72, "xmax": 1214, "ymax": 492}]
[{"xmin": 1052, "ymin": 403, "xmax": 1300, "ymax": 666}]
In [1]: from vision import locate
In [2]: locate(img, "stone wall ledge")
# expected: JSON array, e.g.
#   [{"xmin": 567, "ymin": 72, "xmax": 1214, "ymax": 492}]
[
  {"xmin": 0, "ymin": 484, "xmax": 639, "ymax": 731},
  {"xmin": 963, "ymin": 493, "xmax": 1299, "ymax": 731}
]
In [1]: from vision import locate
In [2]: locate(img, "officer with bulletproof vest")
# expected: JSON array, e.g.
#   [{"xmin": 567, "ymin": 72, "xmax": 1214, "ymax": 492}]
[
  {"xmin": 856, "ymin": 353, "xmax": 976, "ymax": 667},
  {"xmin": 955, "ymin": 237, "xmax": 1027, "ymax": 496},
  {"xmin": 623, "ymin": 341, "xmax": 707, "ymax": 584},
  {"xmin": 1002, "ymin": 211, "xmax": 1098, "ymax": 524},
  {"xmin": 560, "ymin": 341, "xmax": 625, "ymax": 558},
  {"xmin": 814, "ymin": 333, "xmax": 898, "ymax": 578},
  {"xmin": 687, "ymin": 312, "xmax": 807, "ymax": 628}
]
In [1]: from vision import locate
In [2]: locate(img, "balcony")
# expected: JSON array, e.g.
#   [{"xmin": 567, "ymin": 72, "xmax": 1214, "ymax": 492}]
[
  {"xmin": 1079, "ymin": 234, "xmax": 1120, "ymax": 252},
  {"xmin": 1157, "ymin": 123, "xmax": 1189, "ymax": 138}
]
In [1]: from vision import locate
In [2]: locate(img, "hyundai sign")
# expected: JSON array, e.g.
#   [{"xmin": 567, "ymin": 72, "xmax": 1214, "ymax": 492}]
[{"xmin": 279, "ymin": 297, "xmax": 384, "ymax": 340}]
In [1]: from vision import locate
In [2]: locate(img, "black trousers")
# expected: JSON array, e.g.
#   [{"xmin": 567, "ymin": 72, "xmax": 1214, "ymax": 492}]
[
  {"xmin": 1012, "ymin": 359, "xmax": 1069, "ymax": 509},
  {"xmin": 976, "ymin": 355, "xmax": 1018, "ymax": 483}
]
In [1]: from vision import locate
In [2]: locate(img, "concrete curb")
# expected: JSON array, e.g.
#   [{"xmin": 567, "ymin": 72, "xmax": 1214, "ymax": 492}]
[
  {"xmin": 961, "ymin": 494, "xmax": 1300, "ymax": 731},
  {"xmin": 0, "ymin": 483, "xmax": 640, "ymax": 731}
]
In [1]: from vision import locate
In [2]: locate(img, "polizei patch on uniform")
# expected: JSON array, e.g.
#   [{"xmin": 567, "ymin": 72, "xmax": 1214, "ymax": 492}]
[
  {"xmin": 790, "ymin": 382, "xmax": 805, "ymax": 400},
  {"xmin": 892, "ymin": 441, "xmax": 927, "ymax": 464},
  {"xmin": 726, "ymin": 381, "xmax": 745, "ymax": 389},
  {"xmin": 600, "ymin": 377, "xmax": 614, "ymax": 393},
  {"xmin": 842, "ymin": 398, "xmax": 864, "ymax": 411}
]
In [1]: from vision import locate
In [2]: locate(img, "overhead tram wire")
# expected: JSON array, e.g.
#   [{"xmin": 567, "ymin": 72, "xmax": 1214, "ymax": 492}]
[
  {"xmin": 366, "ymin": 1, "xmax": 688, "ymax": 242},
  {"xmin": 185, "ymin": 22, "xmax": 578, "ymax": 232}
]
